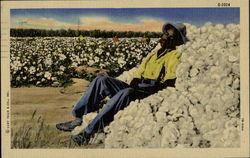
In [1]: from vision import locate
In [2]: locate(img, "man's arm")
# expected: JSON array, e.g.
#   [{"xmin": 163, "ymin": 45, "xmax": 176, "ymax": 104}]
[
  {"xmin": 139, "ymin": 79, "xmax": 176, "ymax": 92},
  {"xmin": 133, "ymin": 52, "xmax": 155, "ymax": 79},
  {"xmin": 130, "ymin": 52, "xmax": 155, "ymax": 88},
  {"xmin": 129, "ymin": 78, "xmax": 142, "ymax": 89},
  {"xmin": 132, "ymin": 78, "xmax": 176, "ymax": 93}
]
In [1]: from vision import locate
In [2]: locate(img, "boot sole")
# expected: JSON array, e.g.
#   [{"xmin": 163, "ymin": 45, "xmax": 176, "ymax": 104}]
[{"xmin": 56, "ymin": 124, "xmax": 74, "ymax": 132}]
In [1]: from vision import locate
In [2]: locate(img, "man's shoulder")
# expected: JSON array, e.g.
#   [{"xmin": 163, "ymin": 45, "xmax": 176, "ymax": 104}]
[
  {"xmin": 169, "ymin": 49, "xmax": 181, "ymax": 56},
  {"xmin": 165, "ymin": 50, "xmax": 181, "ymax": 60}
]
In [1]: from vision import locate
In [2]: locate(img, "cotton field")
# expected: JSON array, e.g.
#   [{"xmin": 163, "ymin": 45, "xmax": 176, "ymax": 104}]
[
  {"xmin": 75, "ymin": 23, "xmax": 240, "ymax": 148},
  {"xmin": 11, "ymin": 22, "xmax": 241, "ymax": 148},
  {"xmin": 10, "ymin": 37, "xmax": 158, "ymax": 87}
]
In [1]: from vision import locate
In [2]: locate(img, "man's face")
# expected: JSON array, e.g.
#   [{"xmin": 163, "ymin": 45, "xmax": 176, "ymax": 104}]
[{"xmin": 159, "ymin": 28, "xmax": 176, "ymax": 49}]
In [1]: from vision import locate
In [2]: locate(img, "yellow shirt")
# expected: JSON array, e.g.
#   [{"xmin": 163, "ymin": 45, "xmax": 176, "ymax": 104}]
[{"xmin": 134, "ymin": 49, "xmax": 181, "ymax": 83}]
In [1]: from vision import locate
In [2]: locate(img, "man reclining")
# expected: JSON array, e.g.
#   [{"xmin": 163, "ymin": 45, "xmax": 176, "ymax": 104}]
[{"xmin": 56, "ymin": 22, "xmax": 188, "ymax": 146}]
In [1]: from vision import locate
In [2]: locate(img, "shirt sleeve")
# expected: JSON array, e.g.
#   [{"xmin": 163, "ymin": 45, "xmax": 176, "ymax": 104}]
[
  {"xmin": 133, "ymin": 52, "xmax": 155, "ymax": 79},
  {"xmin": 163, "ymin": 51, "xmax": 182, "ymax": 81}
]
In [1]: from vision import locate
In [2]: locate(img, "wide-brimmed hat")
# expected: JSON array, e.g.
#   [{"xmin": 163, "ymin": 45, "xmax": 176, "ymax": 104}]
[{"xmin": 162, "ymin": 22, "xmax": 188, "ymax": 44}]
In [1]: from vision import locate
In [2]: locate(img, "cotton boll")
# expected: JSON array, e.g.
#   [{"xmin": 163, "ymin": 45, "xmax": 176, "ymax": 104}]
[
  {"xmin": 161, "ymin": 123, "xmax": 180, "ymax": 148},
  {"xmin": 157, "ymin": 89, "xmax": 171, "ymax": 98},
  {"xmin": 199, "ymin": 93, "xmax": 212, "ymax": 105},
  {"xmin": 203, "ymin": 129, "xmax": 224, "ymax": 147},
  {"xmin": 214, "ymin": 41, "xmax": 227, "ymax": 49},
  {"xmin": 134, "ymin": 118, "xmax": 146, "ymax": 129},
  {"xmin": 166, "ymin": 93, "xmax": 179, "ymax": 104},
  {"xmin": 191, "ymin": 42, "xmax": 200, "ymax": 50},
  {"xmin": 200, "ymin": 33, "xmax": 209, "ymax": 41},
  {"xmin": 189, "ymin": 106, "xmax": 199, "ymax": 118},
  {"xmin": 215, "ymin": 24, "xmax": 224, "ymax": 30},
  {"xmin": 190, "ymin": 68, "xmax": 199, "ymax": 77},
  {"xmin": 225, "ymin": 118, "xmax": 240, "ymax": 130},
  {"xmin": 229, "ymin": 33, "xmax": 237, "ymax": 41},
  {"xmin": 117, "ymin": 67, "xmax": 138, "ymax": 83},
  {"xmin": 207, "ymin": 34, "xmax": 217, "ymax": 43},
  {"xmin": 177, "ymin": 95, "xmax": 190, "ymax": 106},
  {"xmin": 159, "ymin": 101, "xmax": 171, "ymax": 112},
  {"xmin": 155, "ymin": 111, "xmax": 167, "ymax": 122},
  {"xmin": 231, "ymin": 31, "xmax": 240, "ymax": 42},
  {"xmin": 183, "ymin": 41, "xmax": 191, "ymax": 48},
  {"xmin": 190, "ymin": 135, "xmax": 202, "ymax": 147},
  {"xmin": 201, "ymin": 26, "xmax": 208, "ymax": 33},
  {"xmin": 228, "ymin": 48, "xmax": 239, "ymax": 62},
  {"xmin": 141, "ymin": 125, "xmax": 155, "ymax": 140},
  {"xmin": 147, "ymin": 135, "xmax": 162, "ymax": 147},
  {"xmin": 208, "ymin": 119, "xmax": 225, "ymax": 131},
  {"xmin": 221, "ymin": 90, "xmax": 239, "ymax": 110},
  {"xmin": 199, "ymin": 123, "xmax": 210, "ymax": 134},
  {"xmin": 148, "ymin": 96, "xmax": 164, "ymax": 106},
  {"xmin": 176, "ymin": 62, "xmax": 191, "ymax": 76},
  {"xmin": 177, "ymin": 116, "xmax": 194, "ymax": 131},
  {"xmin": 178, "ymin": 129, "xmax": 188, "ymax": 144},
  {"xmin": 187, "ymin": 94, "xmax": 199, "ymax": 105},
  {"xmin": 72, "ymin": 112, "xmax": 97, "ymax": 135},
  {"xmin": 226, "ymin": 24, "xmax": 238, "ymax": 30},
  {"xmin": 231, "ymin": 63, "xmax": 240, "ymax": 76},
  {"xmin": 120, "ymin": 115, "xmax": 133, "ymax": 124},
  {"xmin": 221, "ymin": 126, "xmax": 240, "ymax": 147},
  {"xmin": 232, "ymin": 78, "xmax": 240, "ymax": 89},
  {"xmin": 126, "ymin": 135, "xmax": 144, "ymax": 148},
  {"xmin": 176, "ymin": 45, "xmax": 186, "ymax": 53}
]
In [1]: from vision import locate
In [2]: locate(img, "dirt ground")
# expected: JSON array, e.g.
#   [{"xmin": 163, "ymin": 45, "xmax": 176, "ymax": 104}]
[
  {"xmin": 10, "ymin": 78, "xmax": 104, "ymax": 148},
  {"xmin": 11, "ymin": 78, "xmax": 89, "ymax": 125}
]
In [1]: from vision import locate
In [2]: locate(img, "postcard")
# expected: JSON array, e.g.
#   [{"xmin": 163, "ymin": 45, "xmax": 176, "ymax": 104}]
[{"xmin": 1, "ymin": 0, "xmax": 249, "ymax": 158}]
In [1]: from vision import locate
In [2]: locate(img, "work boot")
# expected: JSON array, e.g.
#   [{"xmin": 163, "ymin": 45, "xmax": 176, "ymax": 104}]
[
  {"xmin": 71, "ymin": 131, "xmax": 91, "ymax": 146},
  {"xmin": 56, "ymin": 118, "xmax": 82, "ymax": 132}
]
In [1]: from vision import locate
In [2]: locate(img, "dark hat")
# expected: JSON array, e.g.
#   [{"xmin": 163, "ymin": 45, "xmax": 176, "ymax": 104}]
[{"xmin": 162, "ymin": 22, "xmax": 188, "ymax": 44}]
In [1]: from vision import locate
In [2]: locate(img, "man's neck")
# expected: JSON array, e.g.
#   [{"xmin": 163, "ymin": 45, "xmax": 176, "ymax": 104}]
[{"xmin": 157, "ymin": 47, "xmax": 174, "ymax": 58}]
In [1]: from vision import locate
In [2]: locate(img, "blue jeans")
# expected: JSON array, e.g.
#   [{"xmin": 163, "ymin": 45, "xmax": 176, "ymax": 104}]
[{"xmin": 72, "ymin": 75, "xmax": 151, "ymax": 134}]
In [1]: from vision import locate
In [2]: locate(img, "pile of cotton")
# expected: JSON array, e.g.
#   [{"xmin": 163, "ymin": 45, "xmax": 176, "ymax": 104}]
[
  {"xmin": 116, "ymin": 67, "xmax": 138, "ymax": 84},
  {"xmin": 104, "ymin": 23, "xmax": 240, "ymax": 148}
]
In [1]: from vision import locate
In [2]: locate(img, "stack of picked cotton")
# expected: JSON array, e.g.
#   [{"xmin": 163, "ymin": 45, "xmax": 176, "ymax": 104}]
[
  {"xmin": 104, "ymin": 23, "xmax": 240, "ymax": 148},
  {"xmin": 116, "ymin": 67, "xmax": 138, "ymax": 84}
]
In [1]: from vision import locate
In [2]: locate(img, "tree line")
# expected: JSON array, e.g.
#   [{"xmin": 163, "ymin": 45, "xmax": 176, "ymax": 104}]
[{"xmin": 10, "ymin": 28, "xmax": 162, "ymax": 38}]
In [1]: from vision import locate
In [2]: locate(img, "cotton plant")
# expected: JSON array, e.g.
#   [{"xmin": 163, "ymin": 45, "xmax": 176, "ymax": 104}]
[{"xmin": 102, "ymin": 23, "xmax": 240, "ymax": 148}]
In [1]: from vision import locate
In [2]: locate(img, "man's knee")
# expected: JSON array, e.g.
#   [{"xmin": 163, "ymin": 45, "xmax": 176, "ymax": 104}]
[
  {"xmin": 119, "ymin": 88, "xmax": 135, "ymax": 96},
  {"xmin": 95, "ymin": 74, "xmax": 109, "ymax": 82}
]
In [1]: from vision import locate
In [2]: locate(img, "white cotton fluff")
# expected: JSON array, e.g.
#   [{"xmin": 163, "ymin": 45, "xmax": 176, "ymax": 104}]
[
  {"xmin": 71, "ymin": 112, "xmax": 107, "ymax": 144},
  {"xmin": 74, "ymin": 23, "xmax": 240, "ymax": 148},
  {"xmin": 72, "ymin": 112, "xmax": 98, "ymax": 136},
  {"xmin": 116, "ymin": 67, "xmax": 138, "ymax": 84}
]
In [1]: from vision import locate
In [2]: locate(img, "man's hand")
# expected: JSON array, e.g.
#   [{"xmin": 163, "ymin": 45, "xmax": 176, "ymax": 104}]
[
  {"xmin": 138, "ymin": 79, "xmax": 176, "ymax": 93},
  {"xmin": 137, "ymin": 86, "xmax": 160, "ymax": 92},
  {"xmin": 129, "ymin": 78, "xmax": 141, "ymax": 89},
  {"xmin": 130, "ymin": 78, "xmax": 160, "ymax": 93}
]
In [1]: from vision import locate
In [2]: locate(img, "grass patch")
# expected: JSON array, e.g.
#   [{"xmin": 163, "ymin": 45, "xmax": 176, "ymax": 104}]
[{"xmin": 11, "ymin": 109, "xmax": 80, "ymax": 148}]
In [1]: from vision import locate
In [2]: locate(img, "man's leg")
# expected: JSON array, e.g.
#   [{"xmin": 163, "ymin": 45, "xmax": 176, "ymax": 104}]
[
  {"xmin": 84, "ymin": 88, "xmax": 135, "ymax": 134},
  {"xmin": 72, "ymin": 75, "xmax": 130, "ymax": 118},
  {"xmin": 57, "ymin": 75, "xmax": 129, "ymax": 131},
  {"xmin": 71, "ymin": 88, "xmax": 151, "ymax": 145}
]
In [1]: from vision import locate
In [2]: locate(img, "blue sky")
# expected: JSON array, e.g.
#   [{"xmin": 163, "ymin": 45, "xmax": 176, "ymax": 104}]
[{"xmin": 11, "ymin": 8, "xmax": 240, "ymax": 32}]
